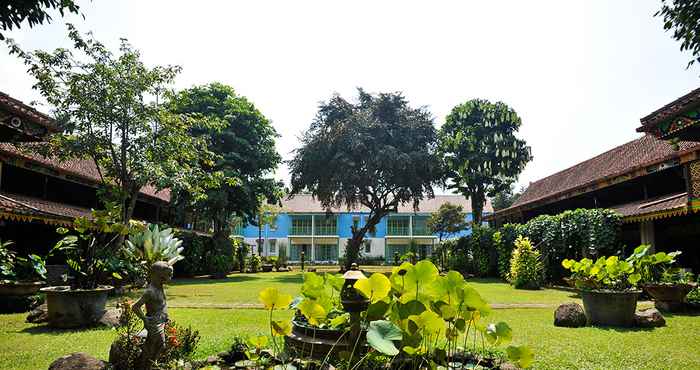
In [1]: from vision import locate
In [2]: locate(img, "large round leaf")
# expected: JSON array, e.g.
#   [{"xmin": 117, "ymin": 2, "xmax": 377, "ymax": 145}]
[
  {"xmin": 259, "ymin": 288, "xmax": 293, "ymax": 310},
  {"xmin": 271, "ymin": 320, "xmax": 292, "ymax": 336},
  {"xmin": 485, "ymin": 322, "xmax": 512, "ymax": 346},
  {"xmin": 325, "ymin": 273, "xmax": 345, "ymax": 292},
  {"xmin": 354, "ymin": 273, "xmax": 391, "ymax": 303},
  {"xmin": 409, "ymin": 310, "xmax": 446, "ymax": 335},
  {"xmin": 301, "ymin": 272, "xmax": 325, "ymax": 299},
  {"xmin": 298, "ymin": 299, "xmax": 327, "ymax": 326},
  {"xmin": 506, "ymin": 345, "xmax": 534, "ymax": 368},
  {"xmin": 366, "ymin": 320, "xmax": 403, "ymax": 356}
]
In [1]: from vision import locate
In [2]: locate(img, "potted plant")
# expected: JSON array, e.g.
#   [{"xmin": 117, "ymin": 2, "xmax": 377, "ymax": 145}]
[
  {"xmin": 0, "ymin": 239, "xmax": 47, "ymax": 297},
  {"xmin": 262, "ymin": 256, "xmax": 276, "ymax": 272},
  {"xmin": 562, "ymin": 255, "xmax": 642, "ymax": 326},
  {"xmin": 39, "ymin": 207, "xmax": 129, "ymax": 328},
  {"xmin": 627, "ymin": 245, "xmax": 697, "ymax": 312}
]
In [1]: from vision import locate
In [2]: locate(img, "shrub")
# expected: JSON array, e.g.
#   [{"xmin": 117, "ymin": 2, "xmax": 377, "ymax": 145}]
[
  {"xmin": 494, "ymin": 224, "xmax": 521, "ymax": 280},
  {"xmin": 248, "ymin": 254, "xmax": 262, "ymax": 273},
  {"xmin": 508, "ymin": 236, "xmax": 543, "ymax": 289},
  {"xmin": 174, "ymin": 232, "xmax": 214, "ymax": 277}
]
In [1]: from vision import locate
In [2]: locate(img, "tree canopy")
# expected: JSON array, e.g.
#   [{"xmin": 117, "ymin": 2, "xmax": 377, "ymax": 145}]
[
  {"xmin": 438, "ymin": 99, "xmax": 532, "ymax": 225},
  {"xmin": 289, "ymin": 89, "xmax": 442, "ymax": 268},
  {"xmin": 656, "ymin": 0, "xmax": 700, "ymax": 69},
  {"xmin": 426, "ymin": 202, "xmax": 468, "ymax": 242},
  {"xmin": 6, "ymin": 25, "xmax": 221, "ymax": 226},
  {"xmin": 491, "ymin": 184, "xmax": 524, "ymax": 211},
  {"xmin": 168, "ymin": 83, "xmax": 282, "ymax": 235},
  {"xmin": 0, "ymin": 0, "xmax": 80, "ymax": 40}
]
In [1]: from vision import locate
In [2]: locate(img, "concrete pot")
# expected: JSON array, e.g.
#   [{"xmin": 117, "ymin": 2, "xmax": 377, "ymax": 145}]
[
  {"xmin": 580, "ymin": 290, "xmax": 640, "ymax": 327},
  {"xmin": 40, "ymin": 285, "xmax": 113, "ymax": 328},
  {"xmin": 284, "ymin": 319, "xmax": 366, "ymax": 360},
  {"xmin": 643, "ymin": 283, "xmax": 697, "ymax": 312},
  {"xmin": 0, "ymin": 281, "xmax": 45, "ymax": 296}
]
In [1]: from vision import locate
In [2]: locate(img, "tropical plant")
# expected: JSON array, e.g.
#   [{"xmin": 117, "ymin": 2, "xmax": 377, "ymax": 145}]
[
  {"xmin": 491, "ymin": 184, "xmax": 524, "ymax": 211},
  {"xmin": 426, "ymin": 202, "xmax": 468, "ymax": 242},
  {"xmin": 625, "ymin": 245, "xmax": 684, "ymax": 284},
  {"xmin": 0, "ymin": 239, "xmax": 47, "ymax": 282},
  {"xmin": 656, "ymin": 0, "xmax": 700, "ymax": 69},
  {"xmin": 508, "ymin": 237, "xmax": 543, "ymax": 289},
  {"xmin": 438, "ymin": 99, "xmax": 532, "ymax": 225},
  {"xmin": 494, "ymin": 223, "xmax": 521, "ymax": 280},
  {"xmin": 125, "ymin": 224, "xmax": 185, "ymax": 269},
  {"xmin": 562, "ymin": 255, "xmax": 640, "ymax": 291},
  {"xmin": 247, "ymin": 254, "xmax": 262, "ymax": 273},
  {"xmin": 289, "ymin": 89, "xmax": 442, "ymax": 269},
  {"xmin": 276, "ymin": 242, "xmax": 288, "ymax": 269}
]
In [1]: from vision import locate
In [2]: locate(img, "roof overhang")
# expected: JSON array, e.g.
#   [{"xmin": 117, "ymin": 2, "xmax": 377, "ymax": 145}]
[
  {"xmin": 611, "ymin": 192, "xmax": 690, "ymax": 223},
  {"xmin": 637, "ymin": 88, "xmax": 700, "ymax": 141},
  {"xmin": 0, "ymin": 92, "xmax": 58, "ymax": 142}
]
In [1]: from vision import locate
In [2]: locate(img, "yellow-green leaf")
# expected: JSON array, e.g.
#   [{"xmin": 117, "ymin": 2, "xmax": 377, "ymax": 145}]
[
  {"xmin": 271, "ymin": 320, "xmax": 292, "ymax": 336},
  {"xmin": 354, "ymin": 273, "xmax": 391, "ymax": 303},
  {"xmin": 298, "ymin": 299, "xmax": 327, "ymax": 326},
  {"xmin": 259, "ymin": 288, "xmax": 292, "ymax": 310}
]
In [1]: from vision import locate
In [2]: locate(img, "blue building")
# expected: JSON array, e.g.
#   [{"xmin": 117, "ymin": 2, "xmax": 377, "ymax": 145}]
[{"xmin": 234, "ymin": 194, "xmax": 489, "ymax": 263}]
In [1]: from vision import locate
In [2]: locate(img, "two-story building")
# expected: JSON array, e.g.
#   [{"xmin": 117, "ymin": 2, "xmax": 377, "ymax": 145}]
[{"xmin": 235, "ymin": 194, "xmax": 490, "ymax": 263}]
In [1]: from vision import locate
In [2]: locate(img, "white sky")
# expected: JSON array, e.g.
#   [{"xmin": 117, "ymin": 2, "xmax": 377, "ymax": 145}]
[{"xmin": 1, "ymin": 0, "xmax": 697, "ymax": 193}]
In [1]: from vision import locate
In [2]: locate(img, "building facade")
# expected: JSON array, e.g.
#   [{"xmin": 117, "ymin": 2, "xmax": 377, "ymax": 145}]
[{"xmin": 235, "ymin": 194, "xmax": 488, "ymax": 263}]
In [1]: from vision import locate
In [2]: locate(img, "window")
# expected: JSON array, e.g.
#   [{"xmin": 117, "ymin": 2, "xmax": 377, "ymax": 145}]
[
  {"xmin": 352, "ymin": 216, "xmax": 361, "ymax": 230},
  {"xmin": 387, "ymin": 216, "xmax": 410, "ymax": 236},
  {"xmin": 269, "ymin": 239, "xmax": 277, "ymax": 254},
  {"xmin": 364, "ymin": 240, "xmax": 372, "ymax": 253},
  {"xmin": 291, "ymin": 216, "xmax": 312, "ymax": 235},
  {"xmin": 314, "ymin": 215, "xmax": 337, "ymax": 235}
]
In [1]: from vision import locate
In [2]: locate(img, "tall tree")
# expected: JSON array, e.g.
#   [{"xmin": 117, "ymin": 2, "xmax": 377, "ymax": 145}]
[
  {"xmin": 6, "ymin": 25, "xmax": 220, "ymax": 231},
  {"xmin": 253, "ymin": 199, "xmax": 284, "ymax": 256},
  {"xmin": 438, "ymin": 99, "xmax": 532, "ymax": 225},
  {"xmin": 169, "ymin": 83, "xmax": 282, "ymax": 257},
  {"xmin": 491, "ymin": 184, "xmax": 524, "ymax": 211},
  {"xmin": 656, "ymin": 0, "xmax": 700, "ymax": 69},
  {"xmin": 426, "ymin": 202, "xmax": 468, "ymax": 242},
  {"xmin": 0, "ymin": 0, "xmax": 80, "ymax": 40},
  {"xmin": 289, "ymin": 89, "xmax": 442, "ymax": 269}
]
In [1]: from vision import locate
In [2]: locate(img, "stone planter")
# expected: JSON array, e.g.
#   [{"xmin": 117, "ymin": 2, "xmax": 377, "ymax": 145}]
[
  {"xmin": 643, "ymin": 283, "xmax": 697, "ymax": 312},
  {"xmin": 580, "ymin": 290, "xmax": 640, "ymax": 327},
  {"xmin": 0, "ymin": 281, "xmax": 45, "ymax": 296},
  {"xmin": 40, "ymin": 285, "xmax": 113, "ymax": 328},
  {"xmin": 284, "ymin": 319, "xmax": 366, "ymax": 360},
  {"xmin": 261, "ymin": 264, "xmax": 274, "ymax": 272}
]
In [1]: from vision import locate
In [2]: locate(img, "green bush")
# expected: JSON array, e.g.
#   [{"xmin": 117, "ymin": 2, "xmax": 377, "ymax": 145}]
[
  {"xmin": 494, "ymin": 224, "xmax": 521, "ymax": 280},
  {"xmin": 508, "ymin": 236, "xmax": 543, "ymax": 289}
]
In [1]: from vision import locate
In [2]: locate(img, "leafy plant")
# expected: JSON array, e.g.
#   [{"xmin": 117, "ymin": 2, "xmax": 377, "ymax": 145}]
[
  {"xmin": 247, "ymin": 254, "xmax": 262, "ymax": 273},
  {"xmin": 562, "ymin": 255, "xmax": 639, "ymax": 291},
  {"xmin": 125, "ymin": 224, "xmax": 185, "ymax": 269},
  {"xmin": 209, "ymin": 255, "xmax": 231, "ymax": 275},
  {"xmin": 494, "ymin": 224, "xmax": 521, "ymax": 280},
  {"xmin": 625, "ymin": 245, "xmax": 685, "ymax": 284},
  {"xmin": 508, "ymin": 237, "xmax": 543, "ymax": 289}
]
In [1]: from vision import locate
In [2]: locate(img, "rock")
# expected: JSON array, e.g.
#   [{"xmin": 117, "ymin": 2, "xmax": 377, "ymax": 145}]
[
  {"xmin": 206, "ymin": 355, "xmax": 219, "ymax": 364},
  {"xmin": 634, "ymin": 308, "xmax": 665, "ymax": 328},
  {"xmin": 554, "ymin": 302, "xmax": 587, "ymax": 327},
  {"xmin": 26, "ymin": 303, "xmax": 49, "ymax": 323},
  {"xmin": 98, "ymin": 308, "xmax": 121, "ymax": 327},
  {"xmin": 48, "ymin": 353, "xmax": 107, "ymax": 370}
]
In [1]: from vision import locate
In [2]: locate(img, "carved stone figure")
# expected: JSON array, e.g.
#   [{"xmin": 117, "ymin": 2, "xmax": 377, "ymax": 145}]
[{"xmin": 132, "ymin": 261, "xmax": 173, "ymax": 370}]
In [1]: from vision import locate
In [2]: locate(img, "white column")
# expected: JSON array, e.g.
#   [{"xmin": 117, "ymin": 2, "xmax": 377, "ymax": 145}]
[
  {"xmin": 640, "ymin": 221, "xmax": 655, "ymax": 252},
  {"xmin": 311, "ymin": 215, "xmax": 315, "ymax": 263}
]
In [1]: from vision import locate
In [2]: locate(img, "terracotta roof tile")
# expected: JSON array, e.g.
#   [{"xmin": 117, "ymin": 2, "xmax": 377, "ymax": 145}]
[
  {"xmin": 0, "ymin": 91, "xmax": 57, "ymax": 132},
  {"xmin": 282, "ymin": 194, "xmax": 492, "ymax": 214},
  {"xmin": 0, "ymin": 143, "xmax": 170, "ymax": 202},
  {"xmin": 510, "ymin": 135, "xmax": 700, "ymax": 210},
  {"xmin": 0, "ymin": 192, "xmax": 89, "ymax": 221},
  {"xmin": 611, "ymin": 192, "xmax": 687, "ymax": 219},
  {"xmin": 639, "ymin": 87, "xmax": 700, "ymax": 130}
]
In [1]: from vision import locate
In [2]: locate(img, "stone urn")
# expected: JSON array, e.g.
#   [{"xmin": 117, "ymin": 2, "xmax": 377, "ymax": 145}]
[
  {"xmin": 579, "ymin": 289, "xmax": 641, "ymax": 327},
  {"xmin": 40, "ymin": 285, "xmax": 113, "ymax": 328},
  {"xmin": 0, "ymin": 280, "xmax": 45, "ymax": 296},
  {"xmin": 642, "ymin": 282, "xmax": 697, "ymax": 312},
  {"xmin": 284, "ymin": 317, "xmax": 366, "ymax": 360}
]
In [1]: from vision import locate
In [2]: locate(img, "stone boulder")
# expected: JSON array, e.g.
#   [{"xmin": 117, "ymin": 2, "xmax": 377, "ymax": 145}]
[
  {"xmin": 554, "ymin": 302, "xmax": 587, "ymax": 327},
  {"xmin": 26, "ymin": 303, "xmax": 49, "ymax": 324},
  {"xmin": 634, "ymin": 308, "xmax": 666, "ymax": 328},
  {"xmin": 98, "ymin": 308, "xmax": 121, "ymax": 328},
  {"xmin": 48, "ymin": 353, "xmax": 107, "ymax": 370}
]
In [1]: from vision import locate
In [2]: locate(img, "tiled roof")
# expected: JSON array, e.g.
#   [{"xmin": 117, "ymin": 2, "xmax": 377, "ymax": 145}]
[
  {"xmin": 282, "ymin": 194, "xmax": 492, "ymax": 214},
  {"xmin": 508, "ymin": 135, "xmax": 700, "ymax": 211},
  {"xmin": 0, "ymin": 91, "xmax": 57, "ymax": 132},
  {"xmin": 0, "ymin": 192, "xmax": 90, "ymax": 223},
  {"xmin": 0, "ymin": 143, "xmax": 170, "ymax": 203},
  {"xmin": 639, "ymin": 87, "xmax": 700, "ymax": 130},
  {"xmin": 611, "ymin": 192, "xmax": 687, "ymax": 219}
]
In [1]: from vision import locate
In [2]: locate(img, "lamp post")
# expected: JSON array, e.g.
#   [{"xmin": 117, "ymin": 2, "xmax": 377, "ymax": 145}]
[
  {"xmin": 341, "ymin": 263, "xmax": 369, "ymax": 357},
  {"xmin": 300, "ymin": 250, "xmax": 305, "ymax": 271}
]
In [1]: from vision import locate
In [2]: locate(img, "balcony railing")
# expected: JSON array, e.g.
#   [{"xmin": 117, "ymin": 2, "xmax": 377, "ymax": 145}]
[
  {"xmin": 387, "ymin": 217, "xmax": 410, "ymax": 236},
  {"xmin": 290, "ymin": 216, "xmax": 313, "ymax": 235},
  {"xmin": 412, "ymin": 217, "xmax": 431, "ymax": 236},
  {"xmin": 314, "ymin": 217, "xmax": 337, "ymax": 235}
]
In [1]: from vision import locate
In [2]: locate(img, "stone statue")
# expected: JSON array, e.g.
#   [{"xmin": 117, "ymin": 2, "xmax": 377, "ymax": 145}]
[{"xmin": 132, "ymin": 261, "xmax": 173, "ymax": 370}]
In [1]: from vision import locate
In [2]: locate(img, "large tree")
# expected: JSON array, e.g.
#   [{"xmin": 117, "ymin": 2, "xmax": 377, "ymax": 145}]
[
  {"xmin": 491, "ymin": 184, "xmax": 524, "ymax": 211},
  {"xmin": 438, "ymin": 99, "xmax": 532, "ymax": 225},
  {"xmin": 0, "ymin": 0, "xmax": 80, "ymax": 40},
  {"xmin": 7, "ymin": 25, "xmax": 220, "ymax": 230},
  {"xmin": 426, "ymin": 202, "xmax": 468, "ymax": 242},
  {"xmin": 168, "ymin": 83, "xmax": 282, "ymax": 257},
  {"xmin": 289, "ymin": 89, "xmax": 442, "ymax": 269},
  {"xmin": 656, "ymin": 0, "xmax": 700, "ymax": 69}
]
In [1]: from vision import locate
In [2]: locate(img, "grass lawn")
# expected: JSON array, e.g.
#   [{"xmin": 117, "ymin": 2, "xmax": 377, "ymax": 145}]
[{"xmin": 1, "ymin": 272, "xmax": 698, "ymax": 369}]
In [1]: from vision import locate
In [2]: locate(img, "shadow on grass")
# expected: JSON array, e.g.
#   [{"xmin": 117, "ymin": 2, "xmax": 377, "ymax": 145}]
[
  {"xmin": 466, "ymin": 278, "xmax": 508, "ymax": 284},
  {"xmin": 269, "ymin": 274, "xmax": 303, "ymax": 284},
  {"xmin": 170, "ymin": 275, "xmax": 262, "ymax": 286},
  {"xmin": 594, "ymin": 325, "xmax": 656, "ymax": 333}
]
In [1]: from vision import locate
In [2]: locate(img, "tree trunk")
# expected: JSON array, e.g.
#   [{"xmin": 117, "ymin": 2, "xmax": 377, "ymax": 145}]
[
  {"xmin": 343, "ymin": 213, "xmax": 384, "ymax": 270},
  {"xmin": 471, "ymin": 191, "xmax": 486, "ymax": 226}
]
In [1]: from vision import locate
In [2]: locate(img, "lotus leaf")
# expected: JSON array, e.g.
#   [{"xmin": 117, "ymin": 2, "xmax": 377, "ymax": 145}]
[
  {"xmin": 354, "ymin": 273, "xmax": 391, "ymax": 303},
  {"xmin": 259, "ymin": 287, "xmax": 292, "ymax": 310},
  {"xmin": 367, "ymin": 320, "xmax": 403, "ymax": 356}
]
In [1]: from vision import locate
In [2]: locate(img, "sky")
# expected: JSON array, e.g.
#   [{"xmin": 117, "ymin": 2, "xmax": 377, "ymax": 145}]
[{"xmin": 1, "ymin": 0, "xmax": 697, "ymax": 194}]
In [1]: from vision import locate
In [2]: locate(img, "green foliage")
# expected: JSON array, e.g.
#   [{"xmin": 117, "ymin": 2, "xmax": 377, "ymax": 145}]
[
  {"xmin": 518, "ymin": 208, "xmax": 622, "ymax": 282},
  {"xmin": 169, "ymin": 83, "xmax": 282, "ymax": 235},
  {"xmin": 508, "ymin": 237, "xmax": 543, "ymax": 289},
  {"xmin": 247, "ymin": 254, "xmax": 262, "ymax": 273},
  {"xmin": 439, "ymin": 99, "xmax": 532, "ymax": 225},
  {"xmin": 0, "ymin": 0, "xmax": 80, "ymax": 39},
  {"xmin": 354, "ymin": 273, "xmax": 392, "ymax": 303},
  {"xmin": 562, "ymin": 255, "xmax": 638, "ymax": 291},
  {"xmin": 259, "ymin": 288, "xmax": 293, "ymax": 310},
  {"xmin": 656, "ymin": 0, "xmax": 700, "ymax": 69},
  {"xmin": 289, "ymin": 89, "xmax": 442, "ymax": 269},
  {"xmin": 625, "ymin": 245, "xmax": 684, "ymax": 284},
  {"xmin": 175, "ymin": 232, "xmax": 214, "ymax": 276},
  {"xmin": 426, "ymin": 202, "xmax": 468, "ymax": 241},
  {"xmin": 0, "ymin": 240, "xmax": 46, "ymax": 282},
  {"xmin": 126, "ymin": 224, "xmax": 184, "ymax": 268},
  {"xmin": 446, "ymin": 226, "xmax": 497, "ymax": 277},
  {"xmin": 491, "ymin": 184, "xmax": 523, "ymax": 211},
  {"xmin": 494, "ymin": 223, "xmax": 521, "ymax": 279},
  {"xmin": 6, "ymin": 26, "xmax": 222, "ymax": 226},
  {"xmin": 366, "ymin": 320, "xmax": 403, "ymax": 356}
]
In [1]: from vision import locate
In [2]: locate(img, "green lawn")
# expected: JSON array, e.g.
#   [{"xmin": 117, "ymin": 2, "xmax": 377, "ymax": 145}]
[{"xmin": 1, "ymin": 272, "xmax": 698, "ymax": 370}]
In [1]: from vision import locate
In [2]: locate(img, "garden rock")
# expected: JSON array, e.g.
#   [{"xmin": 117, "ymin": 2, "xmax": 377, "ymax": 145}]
[
  {"xmin": 48, "ymin": 352, "xmax": 107, "ymax": 370},
  {"xmin": 98, "ymin": 308, "xmax": 121, "ymax": 327},
  {"xmin": 554, "ymin": 302, "xmax": 587, "ymax": 327},
  {"xmin": 634, "ymin": 308, "xmax": 665, "ymax": 328},
  {"xmin": 26, "ymin": 302, "xmax": 49, "ymax": 323}
]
